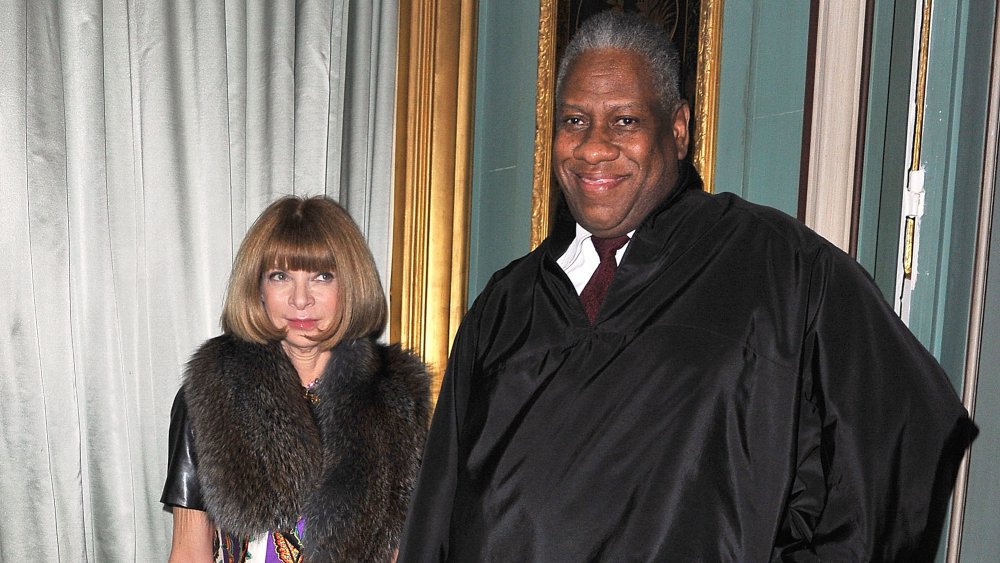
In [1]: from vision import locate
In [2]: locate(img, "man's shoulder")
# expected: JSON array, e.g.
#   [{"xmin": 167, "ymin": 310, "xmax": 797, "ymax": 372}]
[
  {"xmin": 696, "ymin": 190, "xmax": 832, "ymax": 252},
  {"xmin": 461, "ymin": 242, "xmax": 561, "ymax": 328},
  {"xmin": 694, "ymin": 191, "xmax": 874, "ymax": 289},
  {"xmin": 477, "ymin": 245, "xmax": 547, "ymax": 296},
  {"xmin": 700, "ymin": 190, "xmax": 798, "ymax": 227}
]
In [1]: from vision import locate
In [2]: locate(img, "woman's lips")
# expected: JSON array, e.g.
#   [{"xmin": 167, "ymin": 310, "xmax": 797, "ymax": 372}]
[{"xmin": 287, "ymin": 318, "xmax": 318, "ymax": 330}]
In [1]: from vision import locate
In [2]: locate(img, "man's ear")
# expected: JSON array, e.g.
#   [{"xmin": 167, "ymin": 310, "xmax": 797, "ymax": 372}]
[{"xmin": 671, "ymin": 102, "xmax": 691, "ymax": 160}]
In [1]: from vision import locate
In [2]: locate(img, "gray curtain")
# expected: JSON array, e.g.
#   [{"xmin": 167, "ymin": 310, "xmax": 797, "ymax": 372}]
[{"xmin": 0, "ymin": 1, "xmax": 399, "ymax": 560}]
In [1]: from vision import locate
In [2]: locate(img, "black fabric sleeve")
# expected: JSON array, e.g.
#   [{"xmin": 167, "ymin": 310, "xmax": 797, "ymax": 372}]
[
  {"xmin": 160, "ymin": 387, "xmax": 206, "ymax": 510},
  {"xmin": 397, "ymin": 308, "xmax": 479, "ymax": 562},
  {"xmin": 773, "ymin": 246, "xmax": 975, "ymax": 561}
]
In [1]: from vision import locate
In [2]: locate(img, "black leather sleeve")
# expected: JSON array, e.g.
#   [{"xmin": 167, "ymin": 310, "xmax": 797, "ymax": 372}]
[{"xmin": 160, "ymin": 388, "xmax": 205, "ymax": 510}]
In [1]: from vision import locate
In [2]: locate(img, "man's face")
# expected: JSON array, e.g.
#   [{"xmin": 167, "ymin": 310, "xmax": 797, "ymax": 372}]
[{"xmin": 554, "ymin": 48, "xmax": 690, "ymax": 238}]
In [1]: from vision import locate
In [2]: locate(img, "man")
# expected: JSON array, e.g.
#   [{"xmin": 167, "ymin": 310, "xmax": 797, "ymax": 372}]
[{"xmin": 399, "ymin": 11, "xmax": 973, "ymax": 561}]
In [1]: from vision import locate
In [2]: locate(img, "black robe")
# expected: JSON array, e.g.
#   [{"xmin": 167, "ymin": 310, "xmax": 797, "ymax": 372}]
[{"xmin": 398, "ymin": 164, "xmax": 974, "ymax": 562}]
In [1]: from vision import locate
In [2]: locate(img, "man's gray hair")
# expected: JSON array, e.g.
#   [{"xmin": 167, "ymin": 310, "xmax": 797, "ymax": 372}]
[{"xmin": 555, "ymin": 11, "xmax": 683, "ymax": 115}]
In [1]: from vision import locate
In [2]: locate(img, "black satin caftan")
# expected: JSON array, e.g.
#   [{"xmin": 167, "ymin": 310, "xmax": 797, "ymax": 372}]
[{"xmin": 398, "ymin": 165, "xmax": 974, "ymax": 562}]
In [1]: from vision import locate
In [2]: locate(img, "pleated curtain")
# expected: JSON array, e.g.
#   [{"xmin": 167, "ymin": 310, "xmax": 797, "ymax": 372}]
[{"xmin": 0, "ymin": 1, "xmax": 399, "ymax": 560}]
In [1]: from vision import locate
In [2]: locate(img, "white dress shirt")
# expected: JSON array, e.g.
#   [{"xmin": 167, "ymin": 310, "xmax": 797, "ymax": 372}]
[{"xmin": 556, "ymin": 224, "xmax": 634, "ymax": 295}]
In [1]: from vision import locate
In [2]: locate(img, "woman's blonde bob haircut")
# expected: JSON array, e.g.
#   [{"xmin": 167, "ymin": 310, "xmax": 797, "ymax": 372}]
[{"xmin": 221, "ymin": 195, "xmax": 386, "ymax": 349}]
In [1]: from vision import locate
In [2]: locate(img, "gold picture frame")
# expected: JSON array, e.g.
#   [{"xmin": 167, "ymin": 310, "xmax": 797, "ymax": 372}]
[
  {"xmin": 390, "ymin": 0, "xmax": 477, "ymax": 402},
  {"xmin": 530, "ymin": 0, "xmax": 724, "ymax": 247}
]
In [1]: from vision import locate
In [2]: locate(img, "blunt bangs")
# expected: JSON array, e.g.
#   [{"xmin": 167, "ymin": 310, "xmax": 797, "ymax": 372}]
[{"xmin": 259, "ymin": 220, "xmax": 339, "ymax": 278}]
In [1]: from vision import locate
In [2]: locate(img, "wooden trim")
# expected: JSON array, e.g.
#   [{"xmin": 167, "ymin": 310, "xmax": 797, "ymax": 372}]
[
  {"xmin": 530, "ymin": 0, "xmax": 557, "ymax": 249},
  {"xmin": 849, "ymin": 0, "xmax": 877, "ymax": 258},
  {"xmin": 798, "ymin": 0, "xmax": 820, "ymax": 223},
  {"xmin": 692, "ymin": 0, "xmax": 724, "ymax": 193},
  {"xmin": 391, "ymin": 0, "xmax": 477, "ymax": 403},
  {"xmin": 910, "ymin": 0, "xmax": 933, "ymax": 172}
]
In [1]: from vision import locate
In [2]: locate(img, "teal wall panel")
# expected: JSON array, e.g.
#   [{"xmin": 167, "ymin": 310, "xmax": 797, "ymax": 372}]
[
  {"xmin": 714, "ymin": 0, "xmax": 810, "ymax": 216},
  {"xmin": 714, "ymin": 0, "xmax": 751, "ymax": 194},
  {"xmin": 468, "ymin": 1, "xmax": 539, "ymax": 303}
]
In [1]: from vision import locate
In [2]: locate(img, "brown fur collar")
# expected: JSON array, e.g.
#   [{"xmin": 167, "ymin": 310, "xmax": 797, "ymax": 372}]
[{"xmin": 183, "ymin": 334, "xmax": 430, "ymax": 562}]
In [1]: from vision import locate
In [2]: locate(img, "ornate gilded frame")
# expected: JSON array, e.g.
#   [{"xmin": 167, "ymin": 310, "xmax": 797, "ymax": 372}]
[
  {"xmin": 530, "ymin": 0, "xmax": 725, "ymax": 247},
  {"xmin": 390, "ymin": 0, "xmax": 477, "ymax": 401}
]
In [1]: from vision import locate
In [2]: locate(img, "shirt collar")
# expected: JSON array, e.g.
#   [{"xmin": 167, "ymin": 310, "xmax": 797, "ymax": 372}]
[{"xmin": 557, "ymin": 224, "xmax": 636, "ymax": 269}]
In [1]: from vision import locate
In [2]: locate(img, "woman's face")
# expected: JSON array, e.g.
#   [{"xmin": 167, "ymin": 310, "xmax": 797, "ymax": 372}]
[{"xmin": 261, "ymin": 269, "xmax": 339, "ymax": 353}]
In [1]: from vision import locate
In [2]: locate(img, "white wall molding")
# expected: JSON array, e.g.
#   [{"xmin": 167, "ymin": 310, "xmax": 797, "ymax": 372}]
[{"xmin": 804, "ymin": 0, "xmax": 867, "ymax": 251}]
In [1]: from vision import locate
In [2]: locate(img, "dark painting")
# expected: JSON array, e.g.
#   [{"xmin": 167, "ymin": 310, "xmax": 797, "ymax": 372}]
[{"xmin": 556, "ymin": 0, "xmax": 701, "ymax": 116}]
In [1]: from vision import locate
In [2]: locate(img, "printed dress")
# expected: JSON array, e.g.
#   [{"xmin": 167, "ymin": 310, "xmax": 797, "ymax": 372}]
[{"xmin": 215, "ymin": 518, "xmax": 306, "ymax": 563}]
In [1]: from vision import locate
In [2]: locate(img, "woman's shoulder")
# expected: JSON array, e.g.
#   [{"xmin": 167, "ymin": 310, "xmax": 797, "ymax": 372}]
[
  {"xmin": 189, "ymin": 333, "xmax": 283, "ymax": 368},
  {"xmin": 183, "ymin": 334, "xmax": 287, "ymax": 399},
  {"xmin": 380, "ymin": 342, "xmax": 430, "ymax": 381},
  {"xmin": 189, "ymin": 333, "xmax": 271, "ymax": 361},
  {"xmin": 343, "ymin": 338, "xmax": 431, "ymax": 406}
]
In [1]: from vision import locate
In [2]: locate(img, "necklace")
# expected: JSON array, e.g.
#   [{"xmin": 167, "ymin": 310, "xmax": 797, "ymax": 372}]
[{"xmin": 303, "ymin": 377, "xmax": 321, "ymax": 405}]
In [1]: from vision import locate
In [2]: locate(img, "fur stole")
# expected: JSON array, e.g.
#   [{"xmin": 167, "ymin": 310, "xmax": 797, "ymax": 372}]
[{"xmin": 183, "ymin": 334, "xmax": 430, "ymax": 562}]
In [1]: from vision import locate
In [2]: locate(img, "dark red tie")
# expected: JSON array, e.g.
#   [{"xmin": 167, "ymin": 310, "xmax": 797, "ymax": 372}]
[{"xmin": 580, "ymin": 235, "xmax": 629, "ymax": 323}]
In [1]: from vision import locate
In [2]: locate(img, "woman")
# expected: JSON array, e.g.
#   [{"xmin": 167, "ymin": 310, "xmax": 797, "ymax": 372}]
[{"xmin": 161, "ymin": 196, "xmax": 430, "ymax": 562}]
